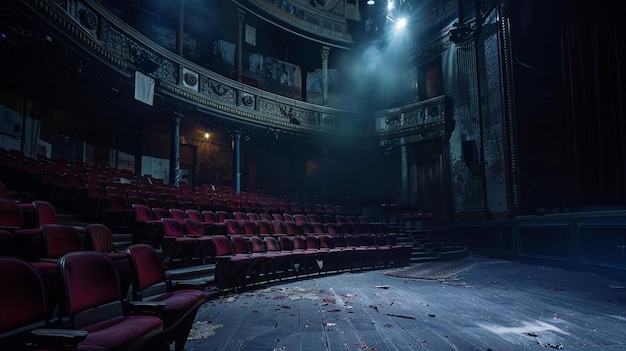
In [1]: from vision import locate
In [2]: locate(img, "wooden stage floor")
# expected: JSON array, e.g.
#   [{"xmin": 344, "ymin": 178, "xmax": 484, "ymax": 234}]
[{"xmin": 183, "ymin": 255, "xmax": 626, "ymax": 351}]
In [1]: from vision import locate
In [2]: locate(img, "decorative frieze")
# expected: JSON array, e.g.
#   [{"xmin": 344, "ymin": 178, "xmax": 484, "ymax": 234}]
[{"xmin": 17, "ymin": 0, "xmax": 451, "ymax": 143}]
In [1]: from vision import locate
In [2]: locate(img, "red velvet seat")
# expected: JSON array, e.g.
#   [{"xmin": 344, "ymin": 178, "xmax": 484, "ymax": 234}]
[
  {"xmin": 241, "ymin": 219, "xmax": 258, "ymax": 236},
  {"xmin": 0, "ymin": 256, "xmax": 65, "ymax": 350},
  {"xmin": 211, "ymin": 235, "xmax": 251, "ymax": 290},
  {"xmin": 161, "ymin": 218, "xmax": 199, "ymax": 266},
  {"xmin": 182, "ymin": 218, "xmax": 214, "ymax": 263},
  {"xmin": 284, "ymin": 220, "xmax": 301, "ymax": 236},
  {"xmin": 58, "ymin": 251, "xmax": 166, "ymax": 350},
  {"xmin": 263, "ymin": 236, "xmax": 294, "ymax": 278},
  {"xmin": 169, "ymin": 208, "xmax": 188, "ymax": 223},
  {"xmin": 271, "ymin": 220, "xmax": 286, "ymax": 236},
  {"xmin": 201, "ymin": 210, "xmax": 226, "ymax": 234},
  {"xmin": 131, "ymin": 203, "xmax": 163, "ymax": 248},
  {"xmin": 126, "ymin": 244, "xmax": 206, "ymax": 351},
  {"xmin": 256, "ymin": 219, "xmax": 273, "ymax": 236},
  {"xmin": 225, "ymin": 219, "xmax": 244, "ymax": 236}
]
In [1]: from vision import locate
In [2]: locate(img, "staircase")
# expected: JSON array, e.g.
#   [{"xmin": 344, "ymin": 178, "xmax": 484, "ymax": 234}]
[{"xmin": 402, "ymin": 228, "xmax": 469, "ymax": 263}]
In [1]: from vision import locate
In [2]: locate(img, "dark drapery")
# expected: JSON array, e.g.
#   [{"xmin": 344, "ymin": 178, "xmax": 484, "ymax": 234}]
[{"xmin": 562, "ymin": 2, "xmax": 626, "ymax": 207}]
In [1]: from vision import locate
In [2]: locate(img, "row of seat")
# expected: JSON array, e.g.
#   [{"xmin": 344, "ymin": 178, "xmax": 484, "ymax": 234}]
[
  {"xmin": 129, "ymin": 204, "xmax": 397, "ymax": 265},
  {"xmin": 1, "ymin": 150, "xmax": 351, "ymax": 222},
  {"xmin": 211, "ymin": 233, "xmax": 414, "ymax": 289},
  {"xmin": 0, "ymin": 243, "xmax": 205, "ymax": 351}
]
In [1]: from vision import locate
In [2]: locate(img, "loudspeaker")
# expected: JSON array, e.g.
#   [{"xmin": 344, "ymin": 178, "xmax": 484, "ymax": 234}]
[{"xmin": 462, "ymin": 140, "xmax": 477, "ymax": 164}]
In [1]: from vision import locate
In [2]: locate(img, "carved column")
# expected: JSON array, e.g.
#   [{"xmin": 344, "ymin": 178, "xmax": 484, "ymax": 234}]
[
  {"xmin": 236, "ymin": 10, "xmax": 246, "ymax": 82},
  {"xmin": 232, "ymin": 132, "xmax": 241, "ymax": 196},
  {"xmin": 400, "ymin": 144, "xmax": 409, "ymax": 205},
  {"xmin": 170, "ymin": 113, "xmax": 182, "ymax": 187},
  {"xmin": 320, "ymin": 46, "xmax": 330, "ymax": 106}
]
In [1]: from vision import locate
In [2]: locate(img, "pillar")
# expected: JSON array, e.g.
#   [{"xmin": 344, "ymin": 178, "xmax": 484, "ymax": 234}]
[
  {"xmin": 320, "ymin": 46, "xmax": 330, "ymax": 106},
  {"xmin": 170, "ymin": 113, "xmax": 182, "ymax": 187},
  {"xmin": 232, "ymin": 133, "xmax": 241, "ymax": 195},
  {"xmin": 236, "ymin": 10, "xmax": 245, "ymax": 82},
  {"xmin": 400, "ymin": 144, "xmax": 409, "ymax": 205}
]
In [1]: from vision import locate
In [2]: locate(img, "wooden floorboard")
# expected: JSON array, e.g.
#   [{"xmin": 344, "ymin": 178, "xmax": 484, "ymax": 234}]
[{"xmin": 184, "ymin": 255, "xmax": 626, "ymax": 351}]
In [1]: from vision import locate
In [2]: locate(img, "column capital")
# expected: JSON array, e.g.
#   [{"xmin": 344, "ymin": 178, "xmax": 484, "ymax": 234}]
[{"xmin": 320, "ymin": 46, "xmax": 330, "ymax": 63}]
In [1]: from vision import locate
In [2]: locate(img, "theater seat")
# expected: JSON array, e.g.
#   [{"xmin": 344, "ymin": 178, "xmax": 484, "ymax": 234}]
[
  {"xmin": 0, "ymin": 256, "xmax": 76, "ymax": 350},
  {"xmin": 126, "ymin": 244, "xmax": 206, "ymax": 351},
  {"xmin": 57, "ymin": 251, "xmax": 166, "ymax": 350}
]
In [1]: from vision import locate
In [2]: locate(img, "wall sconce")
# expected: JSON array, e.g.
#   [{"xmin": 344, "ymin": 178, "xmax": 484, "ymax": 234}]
[{"xmin": 204, "ymin": 132, "xmax": 210, "ymax": 140}]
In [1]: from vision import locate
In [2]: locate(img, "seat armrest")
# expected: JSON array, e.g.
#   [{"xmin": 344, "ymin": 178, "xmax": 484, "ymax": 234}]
[
  {"xmin": 128, "ymin": 301, "xmax": 167, "ymax": 317},
  {"xmin": 31, "ymin": 328, "xmax": 88, "ymax": 348}
]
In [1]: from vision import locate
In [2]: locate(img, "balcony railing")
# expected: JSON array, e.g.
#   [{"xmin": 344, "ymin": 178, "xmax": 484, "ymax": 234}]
[{"xmin": 13, "ymin": 0, "xmax": 453, "ymax": 143}]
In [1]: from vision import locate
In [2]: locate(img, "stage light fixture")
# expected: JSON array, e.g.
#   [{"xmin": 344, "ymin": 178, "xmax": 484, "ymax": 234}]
[{"xmin": 396, "ymin": 17, "xmax": 407, "ymax": 29}]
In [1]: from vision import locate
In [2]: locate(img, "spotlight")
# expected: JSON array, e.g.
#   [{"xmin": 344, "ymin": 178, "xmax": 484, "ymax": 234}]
[
  {"xmin": 396, "ymin": 17, "xmax": 407, "ymax": 29},
  {"xmin": 367, "ymin": 0, "xmax": 375, "ymax": 5}
]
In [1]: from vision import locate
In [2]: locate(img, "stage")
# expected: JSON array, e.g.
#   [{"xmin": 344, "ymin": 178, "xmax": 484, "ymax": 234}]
[{"xmin": 183, "ymin": 254, "xmax": 626, "ymax": 350}]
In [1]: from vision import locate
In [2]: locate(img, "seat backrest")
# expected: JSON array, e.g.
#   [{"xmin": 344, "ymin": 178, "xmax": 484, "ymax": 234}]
[
  {"xmin": 264, "ymin": 236, "xmax": 281, "ymax": 252},
  {"xmin": 278, "ymin": 236, "xmax": 293, "ymax": 251},
  {"xmin": 312, "ymin": 222, "xmax": 326, "ymax": 234},
  {"xmin": 183, "ymin": 218, "xmax": 205, "ymax": 236},
  {"xmin": 271, "ymin": 213, "xmax": 284, "ymax": 222},
  {"xmin": 283, "ymin": 213, "xmax": 294, "ymax": 222},
  {"xmin": 162, "ymin": 218, "xmax": 185, "ymax": 238},
  {"xmin": 259, "ymin": 213, "xmax": 272, "ymax": 222},
  {"xmin": 152, "ymin": 207, "xmax": 170, "ymax": 220},
  {"xmin": 233, "ymin": 211, "xmax": 247, "ymax": 223},
  {"xmin": 331, "ymin": 234, "xmax": 346, "ymax": 248},
  {"xmin": 58, "ymin": 251, "xmax": 122, "ymax": 319},
  {"xmin": 241, "ymin": 219, "xmax": 258, "ymax": 236},
  {"xmin": 225, "ymin": 219, "xmax": 243, "ymax": 235},
  {"xmin": 133, "ymin": 203, "xmax": 154, "ymax": 221},
  {"xmin": 292, "ymin": 236, "xmax": 307, "ymax": 250},
  {"xmin": 125, "ymin": 243, "xmax": 166, "ymax": 297},
  {"xmin": 246, "ymin": 212, "xmax": 260, "ymax": 221},
  {"xmin": 33, "ymin": 200, "xmax": 57, "ymax": 226},
  {"xmin": 249, "ymin": 236, "xmax": 266, "ymax": 254},
  {"xmin": 271, "ymin": 220, "xmax": 286, "ymax": 235},
  {"xmin": 257, "ymin": 220, "xmax": 273, "ymax": 235},
  {"xmin": 231, "ymin": 235, "xmax": 250, "ymax": 254},
  {"xmin": 212, "ymin": 235, "xmax": 233, "ymax": 256},
  {"xmin": 0, "ymin": 198, "xmax": 25, "ymax": 228},
  {"xmin": 0, "ymin": 257, "xmax": 49, "ymax": 339},
  {"xmin": 40, "ymin": 224, "xmax": 84, "ymax": 258},
  {"xmin": 215, "ymin": 210, "xmax": 232, "ymax": 222},
  {"xmin": 325, "ymin": 223, "xmax": 340, "ymax": 235},
  {"xmin": 186, "ymin": 209, "xmax": 203, "ymax": 222},
  {"xmin": 284, "ymin": 221, "xmax": 300, "ymax": 236},
  {"xmin": 201, "ymin": 210, "xmax": 218, "ymax": 223},
  {"xmin": 304, "ymin": 235, "xmax": 320, "ymax": 250},
  {"xmin": 319, "ymin": 235, "xmax": 334, "ymax": 249},
  {"xmin": 86, "ymin": 223, "xmax": 115, "ymax": 252},
  {"xmin": 307, "ymin": 214, "xmax": 321, "ymax": 223},
  {"xmin": 169, "ymin": 208, "xmax": 187, "ymax": 223}
]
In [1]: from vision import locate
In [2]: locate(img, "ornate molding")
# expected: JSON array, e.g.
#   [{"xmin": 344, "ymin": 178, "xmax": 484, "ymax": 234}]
[{"xmin": 11, "ymin": 0, "xmax": 452, "ymax": 145}]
